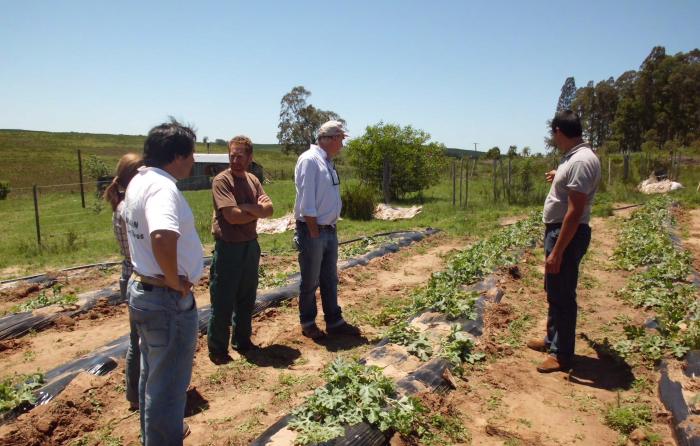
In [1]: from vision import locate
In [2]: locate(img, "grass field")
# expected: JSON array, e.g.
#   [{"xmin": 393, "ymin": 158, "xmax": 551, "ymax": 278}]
[{"xmin": 3, "ymin": 129, "xmax": 700, "ymax": 279}]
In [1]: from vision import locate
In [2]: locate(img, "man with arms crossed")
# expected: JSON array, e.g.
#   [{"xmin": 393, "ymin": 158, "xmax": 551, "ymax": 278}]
[
  {"xmin": 294, "ymin": 120, "xmax": 361, "ymax": 339},
  {"xmin": 124, "ymin": 120, "xmax": 202, "ymax": 445},
  {"xmin": 208, "ymin": 135, "xmax": 273, "ymax": 364},
  {"xmin": 528, "ymin": 110, "xmax": 601, "ymax": 373}
]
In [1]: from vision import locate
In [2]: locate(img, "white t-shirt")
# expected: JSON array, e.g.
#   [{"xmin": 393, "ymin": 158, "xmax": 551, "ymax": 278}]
[
  {"xmin": 124, "ymin": 167, "xmax": 203, "ymax": 283},
  {"xmin": 294, "ymin": 144, "xmax": 342, "ymax": 225}
]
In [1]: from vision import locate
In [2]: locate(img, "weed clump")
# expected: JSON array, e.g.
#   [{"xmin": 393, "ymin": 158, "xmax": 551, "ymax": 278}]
[{"xmin": 341, "ymin": 184, "xmax": 377, "ymax": 220}]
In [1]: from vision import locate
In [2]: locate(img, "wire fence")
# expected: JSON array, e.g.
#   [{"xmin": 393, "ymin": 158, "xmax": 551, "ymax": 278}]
[{"xmin": 0, "ymin": 150, "xmax": 694, "ymax": 257}]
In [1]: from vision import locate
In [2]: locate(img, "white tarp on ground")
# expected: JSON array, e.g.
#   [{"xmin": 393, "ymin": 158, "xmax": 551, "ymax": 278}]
[
  {"xmin": 257, "ymin": 213, "xmax": 296, "ymax": 234},
  {"xmin": 257, "ymin": 204, "xmax": 423, "ymax": 234},
  {"xmin": 373, "ymin": 203, "xmax": 422, "ymax": 220},
  {"xmin": 638, "ymin": 177, "xmax": 684, "ymax": 194}
]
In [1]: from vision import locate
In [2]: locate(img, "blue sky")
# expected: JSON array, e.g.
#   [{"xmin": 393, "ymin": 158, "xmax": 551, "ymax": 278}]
[{"xmin": 1, "ymin": 0, "xmax": 698, "ymax": 153}]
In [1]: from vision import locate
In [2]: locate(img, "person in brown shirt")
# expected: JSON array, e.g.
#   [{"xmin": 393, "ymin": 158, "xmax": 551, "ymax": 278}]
[{"xmin": 207, "ymin": 135, "xmax": 273, "ymax": 364}]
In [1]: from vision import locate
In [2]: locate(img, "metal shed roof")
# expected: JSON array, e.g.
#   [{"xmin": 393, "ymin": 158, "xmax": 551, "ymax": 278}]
[{"xmin": 194, "ymin": 153, "xmax": 228, "ymax": 164}]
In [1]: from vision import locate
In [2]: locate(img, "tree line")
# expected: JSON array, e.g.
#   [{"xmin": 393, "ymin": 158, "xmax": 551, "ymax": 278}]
[{"xmin": 564, "ymin": 46, "xmax": 700, "ymax": 153}]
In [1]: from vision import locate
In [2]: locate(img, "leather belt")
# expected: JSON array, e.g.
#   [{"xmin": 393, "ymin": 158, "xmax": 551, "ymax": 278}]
[
  {"xmin": 296, "ymin": 220, "xmax": 336, "ymax": 230},
  {"xmin": 132, "ymin": 272, "xmax": 182, "ymax": 292}
]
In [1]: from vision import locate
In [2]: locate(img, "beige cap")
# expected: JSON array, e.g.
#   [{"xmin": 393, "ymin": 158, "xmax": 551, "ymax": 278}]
[{"xmin": 317, "ymin": 120, "xmax": 349, "ymax": 138}]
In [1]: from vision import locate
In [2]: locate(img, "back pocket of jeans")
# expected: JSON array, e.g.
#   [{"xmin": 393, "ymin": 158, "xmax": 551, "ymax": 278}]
[{"xmin": 129, "ymin": 306, "xmax": 170, "ymax": 348}]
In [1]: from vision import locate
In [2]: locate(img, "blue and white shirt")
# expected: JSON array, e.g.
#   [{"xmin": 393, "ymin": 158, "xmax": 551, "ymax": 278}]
[{"xmin": 294, "ymin": 144, "xmax": 342, "ymax": 225}]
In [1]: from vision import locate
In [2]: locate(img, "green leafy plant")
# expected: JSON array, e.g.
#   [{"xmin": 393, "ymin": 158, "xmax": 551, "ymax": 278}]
[
  {"xmin": 603, "ymin": 399, "xmax": 652, "ymax": 435},
  {"xmin": 0, "ymin": 373, "xmax": 44, "ymax": 413},
  {"xmin": 386, "ymin": 321, "xmax": 433, "ymax": 361},
  {"xmin": 258, "ymin": 265, "xmax": 290, "ymax": 289},
  {"xmin": 10, "ymin": 284, "xmax": 77, "ymax": 314},
  {"xmin": 611, "ymin": 197, "xmax": 699, "ymax": 361},
  {"xmin": 339, "ymin": 236, "xmax": 391, "ymax": 259},
  {"xmin": 288, "ymin": 358, "xmax": 424, "ymax": 445},
  {"xmin": 439, "ymin": 325, "xmax": 485, "ymax": 374}
]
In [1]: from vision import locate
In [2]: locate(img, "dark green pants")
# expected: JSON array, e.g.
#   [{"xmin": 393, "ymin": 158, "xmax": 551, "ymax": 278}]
[{"xmin": 207, "ymin": 239, "xmax": 260, "ymax": 355}]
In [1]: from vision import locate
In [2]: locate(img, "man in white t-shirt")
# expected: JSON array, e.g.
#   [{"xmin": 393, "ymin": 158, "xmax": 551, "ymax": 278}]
[{"xmin": 124, "ymin": 120, "xmax": 203, "ymax": 446}]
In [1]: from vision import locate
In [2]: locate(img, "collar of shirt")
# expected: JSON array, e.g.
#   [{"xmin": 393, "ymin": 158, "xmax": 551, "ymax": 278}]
[
  {"xmin": 562, "ymin": 142, "xmax": 591, "ymax": 160},
  {"xmin": 139, "ymin": 166, "xmax": 177, "ymax": 183},
  {"xmin": 310, "ymin": 144, "xmax": 329, "ymax": 161}
]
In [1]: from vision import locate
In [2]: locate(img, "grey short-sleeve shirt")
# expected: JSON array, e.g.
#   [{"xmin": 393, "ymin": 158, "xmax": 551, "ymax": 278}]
[{"xmin": 543, "ymin": 143, "xmax": 601, "ymax": 225}]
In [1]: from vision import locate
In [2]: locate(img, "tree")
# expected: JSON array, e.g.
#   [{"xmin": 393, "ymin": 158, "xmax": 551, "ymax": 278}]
[
  {"xmin": 557, "ymin": 77, "xmax": 577, "ymax": 111},
  {"xmin": 507, "ymin": 145, "xmax": 518, "ymax": 158},
  {"xmin": 345, "ymin": 123, "xmax": 448, "ymax": 200},
  {"xmin": 521, "ymin": 146, "xmax": 531, "ymax": 157},
  {"xmin": 485, "ymin": 146, "xmax": 501, "ymax": 160},
  {"xmin": 277, "ymin": 86, "xmax": 344, "ymax": 155}
]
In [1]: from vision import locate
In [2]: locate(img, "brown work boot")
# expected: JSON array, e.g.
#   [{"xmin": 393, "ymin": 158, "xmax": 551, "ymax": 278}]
[
  {"xmin": 301, "ymin": 324, "xmax": 326, "ymax": 340},
  {"xmin": 526, "ymin": 338, "xmax": 548, "ymax": 352},
  {"xmin": 536, "ymin": 355, "xmax": 572, "ymax": 373}
]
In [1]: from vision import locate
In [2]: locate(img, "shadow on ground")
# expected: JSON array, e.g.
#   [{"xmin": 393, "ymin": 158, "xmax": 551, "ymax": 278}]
[
  {"xmin": 568, "ymin": 333, "xmax": 635, "ymax": 390},
  {"xmin": 242, "ymin": 344, "xmax": 301, "ymax": 368}
]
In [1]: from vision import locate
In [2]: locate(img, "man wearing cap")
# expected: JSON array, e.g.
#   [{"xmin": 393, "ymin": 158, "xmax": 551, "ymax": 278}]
[
  {"xmin": 124, "ymin": 119, "xmax": 202, "ymax": 445},
  {"xmin": 527, "ymin": 110, "xmax": 600, "ymax": 373},
  {"xmin": 208, "ymin": 135, "xmax": 273, "ymax": 364},
  {"xmin": 293, "ymin": 120, "xmax": 361, "ymax": 339}
]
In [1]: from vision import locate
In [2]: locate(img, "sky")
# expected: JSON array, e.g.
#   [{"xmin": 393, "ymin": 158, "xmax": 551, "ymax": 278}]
[{"xmin": 1, "ymin": 0, "xmax": 699, "ymax": 153}]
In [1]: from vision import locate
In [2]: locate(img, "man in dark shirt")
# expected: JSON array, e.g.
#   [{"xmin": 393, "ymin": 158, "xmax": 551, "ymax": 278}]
[{"xmin": 208, "ymin": 135, "xmax": 273, "ymax": 364}]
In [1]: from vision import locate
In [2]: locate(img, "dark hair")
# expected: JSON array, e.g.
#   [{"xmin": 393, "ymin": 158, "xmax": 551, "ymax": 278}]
[
  {"xmin": 551, "ymin": 110, "xmax": 583, "ymax": 138},
  {"xmin": 143, "ymin": 119, "xmax": 196, "ymax": 168}
]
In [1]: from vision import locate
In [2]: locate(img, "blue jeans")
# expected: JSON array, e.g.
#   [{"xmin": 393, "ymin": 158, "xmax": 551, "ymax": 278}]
[
  {"xmin": 544, "ymin": 224, "xmax": 591, "ymax": 359},
  {"xmin": 295, "ymin": 222, "xmax": 343, "ymax": 328},
  {"xmin": 120, "ymin": 261, "xmax": 139, "ymax": 407},
  {"xmin": 128, "ymin": 279, "xmax": 198, "ymax": 446}
]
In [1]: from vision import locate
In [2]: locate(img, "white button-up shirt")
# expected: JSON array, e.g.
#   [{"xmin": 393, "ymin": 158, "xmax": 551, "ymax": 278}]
[{"xmin": 294, "ymin": 144, "xmax": 342, "ymax": 225}]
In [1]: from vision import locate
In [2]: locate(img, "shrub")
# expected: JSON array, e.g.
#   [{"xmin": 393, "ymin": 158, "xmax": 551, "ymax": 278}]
[
  {"xmin": 85, "ymin": 155, "xmax": 110, "ymax": 180},
  {"xmin": 345, "ymin": 123, "xmax": 448, "ymax": 199},
  {"xmin": 341, "ymin": 184, "xmax": 377, "ymax": 220},
  {"xmin": 0, "ymin": 180, "xmax": 9, "ymax": 200}
]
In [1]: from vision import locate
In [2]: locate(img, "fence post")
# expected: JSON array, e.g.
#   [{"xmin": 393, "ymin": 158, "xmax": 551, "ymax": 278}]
[
  {"xmin": 452, "ymin": 161, "xmax": 457, "ymax": 207},
  {"xmin": 465, "ymin": 159, "xmax": 471, "ymax": 210},
  {"xmin": 77, "ymin": 149, "xmax": 86, "ymax": 209},
  {"xmin": 459, "ymin": 158, "xmax": 464, "ymax": 207},
  {"xmin": 608, "ymin": 157, "xmax": 612, "ymax": 187},
  {"xmin": 492, "ymin": 159, "xmax": 497, "ymax": 202},
  {"xmin": 382, "ymin": 157, "xmax": 392, "ymax": 204},
  {"xmin": 33, "ymin": 185, "xmax": 41, "ymax": 248},
  {"xmin": 507, "ymin": 157, "xmax": 512, "ymax": 203}
]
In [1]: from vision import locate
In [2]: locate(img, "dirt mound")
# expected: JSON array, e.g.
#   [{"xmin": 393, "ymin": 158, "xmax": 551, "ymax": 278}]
[
  {"xmin": 0, "ymin": 373, "xmax": 102, "ymax": 446},
  {"xmin": 0, "ymin": 338, "xmax": 26, "ymax": 353}
]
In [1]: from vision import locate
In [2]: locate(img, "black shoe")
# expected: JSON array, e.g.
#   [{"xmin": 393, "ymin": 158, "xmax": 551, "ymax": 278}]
[
  {"xmin": 327, "ymin": 322, "xmax": 361, "ymax": 336},
  {"xmin": 209, "ymin": 352, "xmax": 233, "ymax": 365},
  {"xmin": 301, "ymin": 324, "xmax": 326, "ymax": 339},
  {"xmin": 234, "ymin": 340, "xmax": 259, "ymax": 353}
]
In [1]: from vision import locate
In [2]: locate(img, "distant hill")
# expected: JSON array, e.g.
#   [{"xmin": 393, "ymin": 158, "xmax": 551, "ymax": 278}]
[
  {"xmin": 445, "ymin": 147, "xmax": 484, "ymax": 158},
  {"xmin": 0, "ymin": 129, "xmax": 290, "ymax": 188}
]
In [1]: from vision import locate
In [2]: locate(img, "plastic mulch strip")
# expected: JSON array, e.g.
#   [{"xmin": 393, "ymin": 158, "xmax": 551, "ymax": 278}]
[{"xmin": 0, "ymin": 229, "xmax": 438, "ymax": 425}]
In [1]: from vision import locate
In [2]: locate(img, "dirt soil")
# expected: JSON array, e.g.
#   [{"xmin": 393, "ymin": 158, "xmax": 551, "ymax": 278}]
[
  {"xmin": 0, "ymin": 234, "xmax": 464, "ymax": 445},
  {"xmin": 0, "ymin": 209, "xmax": 695, "ymax": 445}
]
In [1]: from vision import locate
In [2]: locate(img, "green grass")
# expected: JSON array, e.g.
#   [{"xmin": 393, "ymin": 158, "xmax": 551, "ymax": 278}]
[{"xmin": 5, "ymin": 129, "xmax": 700, "ymax": 278}]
